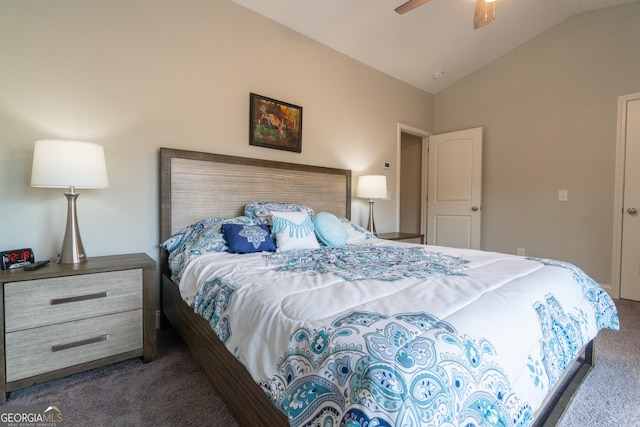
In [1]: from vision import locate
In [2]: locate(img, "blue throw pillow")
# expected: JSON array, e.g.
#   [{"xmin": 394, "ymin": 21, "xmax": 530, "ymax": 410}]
[
  {"xmin": 221, "ymin": 224, "xmax": 276, "ymax": 254},
  {"xmin": 314, "ymin": 212, "xmax": 348, "ymax": 246}
]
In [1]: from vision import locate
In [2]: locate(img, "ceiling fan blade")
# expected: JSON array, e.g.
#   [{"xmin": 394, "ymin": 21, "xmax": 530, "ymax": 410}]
[
  {"xmin": 395, "ymin": 0, "xmax": 432, "ymax": 15},
  {"xmin": 474, "ymin": 0, "xmax": 497, "ymax": 29}
]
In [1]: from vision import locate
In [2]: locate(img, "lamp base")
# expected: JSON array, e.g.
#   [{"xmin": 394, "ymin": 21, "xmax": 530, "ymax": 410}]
[
  {"xmin": 367, "ymin": 199, "xmax": 377, "ymax": 235},
  {"xmin": 58, "ymin": 190, "xmax": 88, "ymax": 264}
]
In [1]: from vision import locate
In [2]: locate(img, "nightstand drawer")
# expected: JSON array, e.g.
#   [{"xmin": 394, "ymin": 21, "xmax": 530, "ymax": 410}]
[
  {"xmin": 4, "ymin": 269, "xmax": 142, "ymax": 332},
  {"xmin": 5, "ymin": 310, "xmax": 143, "ymax": 382}
]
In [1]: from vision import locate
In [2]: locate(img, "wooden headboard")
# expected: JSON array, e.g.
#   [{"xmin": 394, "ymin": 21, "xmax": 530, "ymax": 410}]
[{"xmin": 159, "ymin": 148, "xmax": 352, "ymax": 263}]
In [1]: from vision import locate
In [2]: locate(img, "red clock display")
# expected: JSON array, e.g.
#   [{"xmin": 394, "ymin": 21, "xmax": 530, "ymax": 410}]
[{"xmin": 1, "ymin": 248, "xmax": 35, "ymax": 270}]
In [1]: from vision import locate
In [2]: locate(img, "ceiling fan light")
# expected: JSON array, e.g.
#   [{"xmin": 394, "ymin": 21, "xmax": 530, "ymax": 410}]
[{"xmin": 474, "ymin": 0, "xmax": 497, "ymax": 29}]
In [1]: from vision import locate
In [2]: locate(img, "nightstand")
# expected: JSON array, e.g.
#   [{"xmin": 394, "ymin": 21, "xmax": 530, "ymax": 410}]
[
  {"xmin": 377, "ymin": 232, "xmax": 425, "ymax": 244},
  {"xmin": 0, "ymin": 253, "xmax": 156, "ymax": 404}
]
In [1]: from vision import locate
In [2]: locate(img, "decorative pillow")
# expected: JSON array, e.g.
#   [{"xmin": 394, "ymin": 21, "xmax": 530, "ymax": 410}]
[
  {"xmin": 160, "ymin": 216, "xmax": 255, "ymax": 281},
  {"xmin": 245, "ymin": 202, "xmax": 315, "ymax": 225},
  {"xmin": 160, "ymin": 217, "xmax": 223, "ymax": 254},
  {"xmin": 271, "ymin": 211, "xmax": 320, "ymax": 251},
  {"xmin": 221, "ymin": 224, "xmax": 276, "ymax": 254},
  {"xmin": 339, "ymin": 217, "xmax": 376, "ymax": 243},
  {"xmin": 313, "ymin": 212, "xmax": 348, "ymax": 247}
]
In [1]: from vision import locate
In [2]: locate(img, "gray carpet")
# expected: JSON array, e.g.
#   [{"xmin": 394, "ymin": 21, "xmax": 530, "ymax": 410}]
[
  {"xmin": 6, "ymin": 299, "xmax": 639, "ymax": 426},
  {"xmin": 6, "ymin": 328, "xmax": 239, "ymax": 426},
  {"xmin": 558, "ymin": 298, "xmax": 640, "ymax": 427}
]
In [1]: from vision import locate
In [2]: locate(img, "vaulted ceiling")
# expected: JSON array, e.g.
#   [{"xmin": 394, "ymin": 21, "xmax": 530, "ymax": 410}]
[{"xmin": 231, "ymin": 0, "xmax": 637, "ymax": 93}]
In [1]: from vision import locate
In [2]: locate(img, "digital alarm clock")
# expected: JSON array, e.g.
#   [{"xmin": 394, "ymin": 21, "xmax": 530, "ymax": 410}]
[{"xmin": 1, "ymin": 248, "xmax": 35, "ymax": 270}]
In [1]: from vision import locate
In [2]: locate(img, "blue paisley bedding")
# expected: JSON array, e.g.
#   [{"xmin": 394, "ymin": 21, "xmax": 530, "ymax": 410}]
[{"xmin": 177, "ymin": 239, "xmax": 619, "ymax": 427}]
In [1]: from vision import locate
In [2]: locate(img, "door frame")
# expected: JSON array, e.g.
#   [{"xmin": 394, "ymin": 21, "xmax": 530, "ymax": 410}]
[
  {"xmin": 611, "ymin": 92, "xmax": 640, "ymax": 299},
  {"xmin": 396, "ymin": 123, "xmax": 431, "ymax": 234}
]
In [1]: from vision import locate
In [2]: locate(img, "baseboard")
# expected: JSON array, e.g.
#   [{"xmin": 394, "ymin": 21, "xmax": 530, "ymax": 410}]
[{"xmin": 598, "ymin": 282, "xmax": 619, "ymax": 299}]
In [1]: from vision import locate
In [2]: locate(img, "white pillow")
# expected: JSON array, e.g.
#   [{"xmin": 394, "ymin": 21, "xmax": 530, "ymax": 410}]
[
  {"xmin": 339, "ymin": 218, "xmax": 375, "ymax": 243},
  {"xmin": 271, "ymin": 211, "xmax": 320, "ymax": 251}
]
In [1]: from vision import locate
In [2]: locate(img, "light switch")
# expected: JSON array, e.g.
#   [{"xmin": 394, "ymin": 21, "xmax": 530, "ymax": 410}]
[{"xmin": 558, "ymin": 190, "xmax": 568, "ymax": 202}]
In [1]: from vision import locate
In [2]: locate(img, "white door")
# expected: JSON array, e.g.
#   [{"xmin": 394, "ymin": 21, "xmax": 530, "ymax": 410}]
[
  {"xmin": 620, "ymin": 96, "xmax": 640, "ymax": 301},
  {"xmin": 427, "ymin": 127, "xmax": 482, "ymax": 249}
]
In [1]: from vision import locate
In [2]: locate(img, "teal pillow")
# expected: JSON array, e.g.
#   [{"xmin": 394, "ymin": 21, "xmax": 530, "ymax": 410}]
[{"xmin": 313, "ymin": 212, "xmax": 348, "ymax": 247}]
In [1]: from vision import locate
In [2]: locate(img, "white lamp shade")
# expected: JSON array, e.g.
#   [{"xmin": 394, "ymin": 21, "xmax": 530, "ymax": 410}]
[
  {"xmin": 31, "ymin": 140, "xmax": 109, "ymax": 189},
  {"xmin": 357, "ymin": 175, "xmax": 387, "ymax": 199}
]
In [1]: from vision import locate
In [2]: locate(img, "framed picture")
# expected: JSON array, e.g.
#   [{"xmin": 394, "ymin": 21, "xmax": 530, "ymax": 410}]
[{"xmin": 249, "ymin": 93, "xmax": 302, "ymax": 153}]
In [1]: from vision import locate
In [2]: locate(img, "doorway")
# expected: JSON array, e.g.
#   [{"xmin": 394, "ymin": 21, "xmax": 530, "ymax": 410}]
[
  {"xmin": 400, "ymin": 133, "xmax": 423, "ymax": 234},
  {"xmin": 397, "ymin": 124, "xmax": 430, "ymax": 236},
  {"xmin": 396, "ymin": 124, "xmax": 483, "ymax": 249}
]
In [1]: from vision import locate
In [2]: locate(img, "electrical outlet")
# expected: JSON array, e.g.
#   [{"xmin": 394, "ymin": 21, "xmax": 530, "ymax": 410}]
[
  {"xmin": 558, "ymin": 189, "xmax": 568, "ymax": 202},
  {"xmin": 517, "ymin": 248, "xmax": 526, "ymax": 256}
]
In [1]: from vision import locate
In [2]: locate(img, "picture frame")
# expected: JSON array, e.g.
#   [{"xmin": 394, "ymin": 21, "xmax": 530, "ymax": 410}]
[{"xmin": 249, "ymin": 93, "xmax": 302, "ymax": 153}]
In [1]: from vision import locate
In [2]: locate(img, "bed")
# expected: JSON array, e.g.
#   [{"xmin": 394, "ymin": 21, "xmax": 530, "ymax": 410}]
[{"xmin": 159, "ymin": 147, "xmax": 619, "ymax": 427}]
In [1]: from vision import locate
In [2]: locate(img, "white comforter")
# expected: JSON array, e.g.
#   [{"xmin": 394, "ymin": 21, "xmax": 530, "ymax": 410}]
[{"xmin": 178, "ymin": 239, "xmax": 619, "ymax": 427}]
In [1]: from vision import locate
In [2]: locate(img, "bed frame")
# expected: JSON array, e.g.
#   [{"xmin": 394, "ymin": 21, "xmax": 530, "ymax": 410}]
[
  {"xmin": 159, "ymin": 147, "xmax": 593, "ymax": 427},
  {"xmin": 159, "ymin": 147, "xmax": 350, "ymax": 426}
]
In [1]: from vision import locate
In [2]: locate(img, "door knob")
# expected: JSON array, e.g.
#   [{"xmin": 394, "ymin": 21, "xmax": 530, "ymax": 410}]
[
  {"xmin": 628, "ymin": 207, "xmax": 638, "ymax": 215},
  {"xmin": 471, "ymin": 206, "xmax": 479, "ymax": 211}
]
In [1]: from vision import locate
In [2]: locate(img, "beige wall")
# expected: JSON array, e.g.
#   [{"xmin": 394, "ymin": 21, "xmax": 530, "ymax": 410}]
[
  {"xmin": 433, "ymin": 1, "xmax": 640, "ymax": 287},
  {"xmin": 0, "ymin": 0, "xmax": 433, "ymax": 289},
  {"xmin": 2, "ymin": 0, "xmax": 637, "ymax": 296}
]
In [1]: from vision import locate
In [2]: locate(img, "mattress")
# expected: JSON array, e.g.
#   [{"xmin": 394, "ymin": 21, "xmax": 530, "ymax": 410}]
[{"xmin": 177, "ymin": 239, "xmax": 619, "ymax": 426}]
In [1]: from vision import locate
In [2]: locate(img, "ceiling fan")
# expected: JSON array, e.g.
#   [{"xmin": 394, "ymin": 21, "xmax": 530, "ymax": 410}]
[{"xmin": 395, "ymin": 0, "xmax": 497, "ymax": 29}]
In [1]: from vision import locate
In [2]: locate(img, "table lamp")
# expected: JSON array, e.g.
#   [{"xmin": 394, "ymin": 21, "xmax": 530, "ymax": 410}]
[
  {"xmin": 356, "ymin": 175, "xmax": 387, "ymax": 234},
  {"xmin": 31, "ymin": 140, "xmax": 109, "ymax": 264}
]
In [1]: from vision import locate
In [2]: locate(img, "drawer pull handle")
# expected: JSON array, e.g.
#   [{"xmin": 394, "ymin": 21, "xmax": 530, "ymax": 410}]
[
  {"xmin": 52, "ymin": 334, "xmax": 109, "ymax": 352},
  {"xmin": 50, "ymin": 291, "xmax": 108, "ymax": 305}
]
